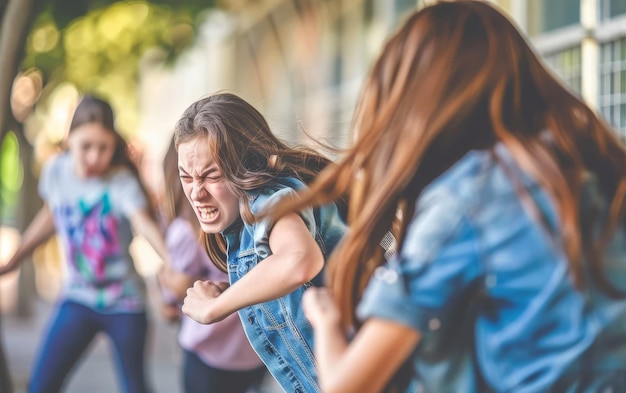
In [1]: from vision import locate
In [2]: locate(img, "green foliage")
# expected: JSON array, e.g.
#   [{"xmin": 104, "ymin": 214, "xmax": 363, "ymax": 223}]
[
  {"xmin": 20, "ymin": 0, "xmax": 215, "ymax": 134},
  {"xmin": 24, "ymin": 0, "xmax": 213, "ymax": 80},
  {"xmin": 0, "ymin": 132, "xmax": 23, "ymax": 223}
]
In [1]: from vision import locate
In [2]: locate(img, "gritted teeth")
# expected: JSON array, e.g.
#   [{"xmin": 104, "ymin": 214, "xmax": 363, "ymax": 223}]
[{"xmin": 198, "ymin": 207, "xmax": 218, "ymax": 220}]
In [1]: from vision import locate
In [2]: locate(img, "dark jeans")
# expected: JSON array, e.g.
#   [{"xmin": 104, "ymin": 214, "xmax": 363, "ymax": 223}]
[
  {"xmin": 182, "ymin": 349, "xmax": 266, "ymax": 393},
  {"xmin": 28, "ymin": 300, "xmax": 150, "ymax": 393}
]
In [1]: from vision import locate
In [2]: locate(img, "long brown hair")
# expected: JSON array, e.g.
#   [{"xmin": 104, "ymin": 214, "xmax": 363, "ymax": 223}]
[
  {"xmin": 161, "ymin": 137, "xmax": 197, "ymax": 226},
  {"xmin": 272, "ymin": 0, "xmax": 626, "ymax": 329},
  {"xmin": 173, "ymin": 92, "xmax": 335, "ymax": 272}
]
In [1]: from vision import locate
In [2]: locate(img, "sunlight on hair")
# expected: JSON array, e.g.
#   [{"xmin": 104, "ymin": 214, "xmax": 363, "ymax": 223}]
[{"xmin": 30, "ymin": 83, "xmax": 80, "ymax": 146}]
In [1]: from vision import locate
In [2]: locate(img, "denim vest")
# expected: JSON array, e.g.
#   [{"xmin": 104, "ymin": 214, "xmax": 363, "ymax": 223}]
[
  {"xmin": 357, "ymin": 144, "xmax": 626, "ymax": 392},
  {"xmin": 222, "ymin": 177, "xmax": 346, "ymax": 393}
]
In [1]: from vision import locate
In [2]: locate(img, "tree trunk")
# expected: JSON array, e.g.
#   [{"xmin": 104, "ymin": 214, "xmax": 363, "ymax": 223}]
[
  {"xmin": 0, "ymin": 1, "xmax": 45, "ymax": 391},
  {"xmin": 13, "ymin": 123, "xmax": 40, "ymax": 319},
  {"xmin": 0, "ymin": 0, "xmax": 8, "ymax": 23},
  {"xmin": 0, "ymin": 0, "xmax": 38, "ymax": 141}
]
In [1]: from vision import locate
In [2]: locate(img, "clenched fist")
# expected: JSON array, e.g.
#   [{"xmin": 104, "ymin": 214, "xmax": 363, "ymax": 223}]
[{"xmin": 181, "ymin": 280, "xmax": 230, "ymax": 324}]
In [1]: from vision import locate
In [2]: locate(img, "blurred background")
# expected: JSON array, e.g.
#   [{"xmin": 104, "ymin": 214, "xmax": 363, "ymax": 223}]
[{"xmin": 0, "ymin": 0, "xmax": 625, "ymax": 392}]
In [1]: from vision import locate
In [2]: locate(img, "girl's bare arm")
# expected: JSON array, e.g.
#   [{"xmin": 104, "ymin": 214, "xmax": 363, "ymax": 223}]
[
  {"xmin": 0, "ymin": 205, "xmax": 56, "ymax": 275},
  {"xmin": 303, "ymin": 287, "xmax": 421, "ymax": 393},
  {"xmin": 129, "ymin": 209, "xmax": 169, "ymax": 265},
  {"xmin": 182, "ymin": 212, "xmax": 324, "ymax": 323}
]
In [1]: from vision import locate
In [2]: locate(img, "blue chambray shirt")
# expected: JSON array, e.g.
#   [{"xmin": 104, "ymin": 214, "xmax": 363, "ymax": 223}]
[
  {"xmin": 222, "ymin": 177, "xmax": 347, "ymax": 393},
  {"xmin": 357, "ymin": 143, "xmax": 626, "ymax": 393}
]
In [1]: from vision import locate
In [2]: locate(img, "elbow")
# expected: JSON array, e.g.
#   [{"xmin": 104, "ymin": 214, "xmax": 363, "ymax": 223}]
[
  {"xmin": 286, "ymin": 250, "xmax": 324, "ymax": 286},
  {"xmin": 320, "ymin": 382, "xmax": 341, "ymax": 393},
  {"xmin": 321, "ymin": 379, "xmax": 362, "ymax": 393}
]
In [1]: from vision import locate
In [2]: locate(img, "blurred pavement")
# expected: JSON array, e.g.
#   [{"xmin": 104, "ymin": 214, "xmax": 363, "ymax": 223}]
[{"xmin": 1, "ymin": 278, "xmax": 283, "ymax": 393}]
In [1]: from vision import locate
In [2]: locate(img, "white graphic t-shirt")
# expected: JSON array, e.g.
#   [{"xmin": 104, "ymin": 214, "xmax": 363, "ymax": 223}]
[{"xmin": 39, "ymin": 152, "xmax": 147, "ymax": 313}]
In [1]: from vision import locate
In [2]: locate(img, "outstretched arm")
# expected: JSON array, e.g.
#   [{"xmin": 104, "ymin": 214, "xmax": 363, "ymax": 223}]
[
  {"xmin": 182, "ymin": 212, "xmax": 324, "ymax": 323},
  {"xmin": 129, "ymin": 209, "xmax": 169, "ymax": 265},
  {"xmin": 303, "ymin": 287, "xmax": 420, "ymax": 393},
  {"xmin": 0, "ymin": 205, "xmax": 56, "ymax": 275}
]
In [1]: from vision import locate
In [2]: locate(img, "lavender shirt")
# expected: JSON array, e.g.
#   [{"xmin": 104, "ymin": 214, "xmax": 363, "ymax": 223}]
[{"xmin": 166, "ymin": 217, "xmax": 263, "ymax": 370}]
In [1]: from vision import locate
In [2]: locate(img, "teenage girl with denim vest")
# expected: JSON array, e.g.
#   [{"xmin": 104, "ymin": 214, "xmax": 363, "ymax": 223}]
[
  {"xmin": 0, "ymin": 95, "xmax": 167, "ymax": 393},
  {"xmin": 157, "ymin": 137, "xmax": 267, "ymax": 393},
  {"xmin": 273, "ymin": 1, "xmax": 626, "ymax": 392},
  {"xmin": 174, "ymin": 92, "xmax": 346, "ymax": 393}
]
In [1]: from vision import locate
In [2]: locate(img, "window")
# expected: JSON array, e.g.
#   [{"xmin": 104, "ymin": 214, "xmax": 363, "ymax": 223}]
[
  {"xmin": 599, "ymin": 0, "xmax": 626, "ymax": 20},
  {"xmin": 394, "ymin": 0, "xmax": 417, "ymax": 23},
  {"xmin": 599, "ymin": 37, "xmax": 626, "ymax": 135},
  {"xmin": 528, "ymin": 0, "xmax": 580, "ymax": 35},
  {"xmin": 544, "ymin": 46, "xmax": 583, "ymax": 95}
]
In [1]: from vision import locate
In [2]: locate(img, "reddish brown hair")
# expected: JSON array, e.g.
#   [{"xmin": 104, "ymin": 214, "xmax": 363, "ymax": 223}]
[{"xmin": 272, "ymin": 0, "xmax": 626, "ymax": 329}]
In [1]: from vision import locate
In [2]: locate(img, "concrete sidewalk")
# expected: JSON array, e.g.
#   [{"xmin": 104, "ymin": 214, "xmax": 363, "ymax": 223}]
[{"xmin": 0, "ymin": 279, "xmax": 283, "ymax": 393}]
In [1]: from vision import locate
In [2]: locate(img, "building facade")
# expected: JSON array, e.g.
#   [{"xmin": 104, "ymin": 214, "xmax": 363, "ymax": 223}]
[
  {"xmin": 137, "ymin": 0, "xmax": 626, "ymax": 163},
  {"xmin": 519, "ymin": 0, "xmax": 626, "ymax": 137}
]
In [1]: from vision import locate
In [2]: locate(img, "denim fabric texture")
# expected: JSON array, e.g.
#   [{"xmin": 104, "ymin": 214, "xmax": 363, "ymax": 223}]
[
  {"xmin": 222, "ymin": 177, "xmax": 346, "ymax": 393},
  {"xmin": 357, "ymin": 144, "xmax": 626, "ymax": 393}
]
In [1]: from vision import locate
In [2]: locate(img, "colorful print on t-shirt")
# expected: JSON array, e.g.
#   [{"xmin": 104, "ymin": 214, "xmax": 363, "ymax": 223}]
[{"xmin": 55, "ymin": 192, "xmax": 127, "ymax": 303}]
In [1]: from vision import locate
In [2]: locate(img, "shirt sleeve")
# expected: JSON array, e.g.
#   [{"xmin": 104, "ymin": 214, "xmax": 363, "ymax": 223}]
[
  {"xmin": 251, "ymin": 186, "xmax": 316, "ymax": 259},
  {"xmin": 38, "ymin": 154, "xmax": 60, "ymax": 201},
  {"xmin": 165, "ymin": 218, "xmax": 207, "ymax": 278},
  {"xmin": 109, "ymin": 169, "xmax": 148, "ymax": 217},
  {"xmin": 356, "ymin": 187, "xmax": 482, "ymax": 349}
]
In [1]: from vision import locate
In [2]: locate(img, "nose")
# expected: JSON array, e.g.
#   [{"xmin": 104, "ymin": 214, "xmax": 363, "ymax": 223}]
[
  {"xmin": 85, "ymin": 148, "xmax": 102, "ymax": 167},
  {"xmin": 189, "ymin": 180, "xmax": 209, "ymax": 201}
]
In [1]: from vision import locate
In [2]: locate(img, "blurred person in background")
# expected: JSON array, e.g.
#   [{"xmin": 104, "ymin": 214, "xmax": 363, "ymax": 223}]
[
  {"xmin": 174, "ymin": 92, "xmax": 347, "ymax": 393},
  {"xmin": 272, "ymin": 1, "xmax": 626, "ymax": 392},
  {"xmin": 157, "ymin": 136, "xmax": 266, "ymax": 393},
  {"xmin": 0, "ymin": 95, "xmax": 167, "ymax": 393}
]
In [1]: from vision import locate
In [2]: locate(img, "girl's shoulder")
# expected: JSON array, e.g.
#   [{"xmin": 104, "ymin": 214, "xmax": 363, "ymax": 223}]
[
  {"xmin": 38, "ymin": 152, "xmax": 75, "ymax": 198},
  {"xmin": 41, "ymin": 151, "xmax": 71, "ymax": 176},
  {"xmin": 255, "ymin": 177, "xmax": 306, "ymax": 193},
  {"xmin": 425, "ymin": 144, "xmax": 542, "ymax": 210},
  {"xmin": 247, "ymin": 177, "xmax": 305, "ymax": 208}
]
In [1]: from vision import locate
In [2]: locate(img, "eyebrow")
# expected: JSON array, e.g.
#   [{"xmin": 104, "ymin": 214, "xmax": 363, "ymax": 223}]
[{"xmin": 178, "ymin": 166, "xmax": 219, "ymax": 177}]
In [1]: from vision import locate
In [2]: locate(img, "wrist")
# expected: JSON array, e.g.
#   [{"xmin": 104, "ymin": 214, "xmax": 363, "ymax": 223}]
[
  {"xmin": 205, "ymin": 284, "xmax": 231, "ymax": 323},
  {"xmin": 312, "ymin": 315, "xmax": 343, "ymax": 332}
]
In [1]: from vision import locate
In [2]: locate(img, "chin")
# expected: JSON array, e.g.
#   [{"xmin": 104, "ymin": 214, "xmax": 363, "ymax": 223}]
[{"xmin": 199, "ymin": 222, "xmax": 224, "ymax": 234}]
